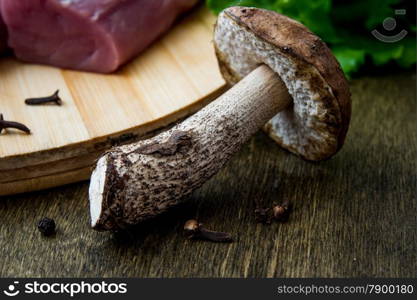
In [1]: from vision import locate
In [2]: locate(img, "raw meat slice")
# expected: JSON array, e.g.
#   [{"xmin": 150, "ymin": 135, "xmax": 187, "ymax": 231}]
[
  {"xmin": 1, "ymin": 0, "xmax": 197, "ymax": 72},
  {"xmin": 0, "ymin": 7, "xmax": 7, "ymax": 54}
]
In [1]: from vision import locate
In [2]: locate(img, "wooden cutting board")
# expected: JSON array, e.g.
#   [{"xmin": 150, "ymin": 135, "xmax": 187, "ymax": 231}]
[{"xmin": 0, "ymin": 7, "xmax": 226, "ymax": 196}]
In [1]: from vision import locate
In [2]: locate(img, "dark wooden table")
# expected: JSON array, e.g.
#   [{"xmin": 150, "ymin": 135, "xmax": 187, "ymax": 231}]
[{"xmin": 1, "ymin": 73, "xmax": 415, "ymax": 277}]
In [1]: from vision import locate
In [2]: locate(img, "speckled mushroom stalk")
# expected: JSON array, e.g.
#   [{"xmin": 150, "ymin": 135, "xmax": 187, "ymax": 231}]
[
  {"xmin": 89, "ymin": 65, "xmax": 291, "ymax": 230},
  {"xmin": 89, "ymin": 6, "xmax": 351, "ymax": 231}
]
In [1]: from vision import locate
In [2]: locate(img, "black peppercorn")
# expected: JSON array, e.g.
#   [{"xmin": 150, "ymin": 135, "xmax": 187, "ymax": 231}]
[{"xmin": 37, "ymin": 217, "xmax": 56, "ymax": 236}]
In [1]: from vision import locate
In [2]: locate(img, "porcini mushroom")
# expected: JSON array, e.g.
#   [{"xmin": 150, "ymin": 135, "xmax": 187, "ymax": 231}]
[{"xmin": 89, "ymin": 7, "xmax": 351, "ymax": 231}]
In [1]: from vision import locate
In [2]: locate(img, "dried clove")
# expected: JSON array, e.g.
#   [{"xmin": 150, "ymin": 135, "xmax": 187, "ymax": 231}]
[
  {"xmin": 0, "ymin": 114, "xmax": 31, "ymax": 134},
  {"xmin": 272, "ymin": 200, "xmax": 292, "ymax": 222},
  {"xmin": 37, "ymin": 217, "xmax": 56, "ymax": 236},
  {"xmin": 183, "ymin": 219, "xmax": 233, "ymax": 243},
  {"xmin": 25, "ymin": 90, "xmax": 62, "ymax": 105},
  {"xmin": 254, "ymin": 207, "xmax": 272, "ymax": 224}
]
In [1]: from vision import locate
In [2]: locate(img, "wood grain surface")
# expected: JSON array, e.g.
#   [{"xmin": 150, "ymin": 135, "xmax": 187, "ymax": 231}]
[
  {"xmin": 0, "ymin": 7, "xmax": 225, "ymax": 195},
  {"xmin": 0, "ymin": 73, "xmax": 415, "ymax": 277}
]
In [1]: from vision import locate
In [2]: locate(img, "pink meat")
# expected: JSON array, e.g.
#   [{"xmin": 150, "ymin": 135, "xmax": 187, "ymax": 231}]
[
  {"xmin": 0, "ymin": 7, "xmax": 7, "ymax": 54},
  {"xmin": 1, "ymin": 0, "xmax": 197, "ymax": 72}
]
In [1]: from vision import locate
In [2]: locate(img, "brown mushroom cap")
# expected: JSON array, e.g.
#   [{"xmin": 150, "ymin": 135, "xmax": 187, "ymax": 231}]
[{"xmin": 214, "ymin": 6, "xmax": 351, "ymax": 161}]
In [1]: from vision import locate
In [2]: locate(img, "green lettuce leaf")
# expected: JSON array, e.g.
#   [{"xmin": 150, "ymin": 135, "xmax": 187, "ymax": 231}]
[{"xmin": 206, "ymin": 0, "xmax": 416, "ymax": 77}]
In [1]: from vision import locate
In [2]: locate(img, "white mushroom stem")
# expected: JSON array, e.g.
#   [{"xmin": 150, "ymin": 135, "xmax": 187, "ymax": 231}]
[{"xmin": 89, "ymin": 65, "xmax": 292, "ymax": 231}]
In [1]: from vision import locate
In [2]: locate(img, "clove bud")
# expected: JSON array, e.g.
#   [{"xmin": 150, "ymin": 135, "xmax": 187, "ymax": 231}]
[
  {"xmin": 272, "ymin": 200, "xmax": 292, "ymax": 222},
  {"xmin": 0, "ymin": 114, "xmax": 31, "ymax": 134},
  {"xmin": 183, "ymin": 219, "xmax": 233, "ymax": 243},
  {"xmin": 25, "ymin": 90, "xmax": 62, "ymax": 105},
  {"xmin": 254, "ymin": 207, "xmax": 272, "ymax": 224}
]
